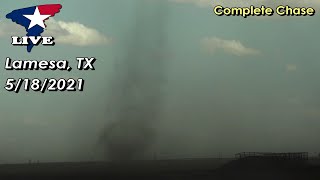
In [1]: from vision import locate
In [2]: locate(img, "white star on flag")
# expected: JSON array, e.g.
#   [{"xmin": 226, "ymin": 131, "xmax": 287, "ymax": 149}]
[{"xmin": 23, "ymin": 7, "xmax": 51, "ymax": 29}]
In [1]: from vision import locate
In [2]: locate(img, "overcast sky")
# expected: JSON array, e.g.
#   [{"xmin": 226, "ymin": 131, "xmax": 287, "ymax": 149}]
[{"xmin": 0, "ymin": 0, "xmax": 319, "ymax": 163}]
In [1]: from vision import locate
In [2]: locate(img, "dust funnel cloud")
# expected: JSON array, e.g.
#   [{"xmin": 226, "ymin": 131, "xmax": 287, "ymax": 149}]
[{"xmin": 99, "ymin": 1, "xmax": 169, "ymax": 161}]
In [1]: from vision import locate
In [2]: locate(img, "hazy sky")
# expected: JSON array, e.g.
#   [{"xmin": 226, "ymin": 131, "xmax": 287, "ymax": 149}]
[{"xmin": 0, "ymin": 0, "xmax": 319, "ymax": 163}]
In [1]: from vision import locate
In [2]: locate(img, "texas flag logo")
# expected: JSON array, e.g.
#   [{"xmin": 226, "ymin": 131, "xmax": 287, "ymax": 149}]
[{"xmin": 6, "ymin": 4, "xmax": 62, "ymax": 52}]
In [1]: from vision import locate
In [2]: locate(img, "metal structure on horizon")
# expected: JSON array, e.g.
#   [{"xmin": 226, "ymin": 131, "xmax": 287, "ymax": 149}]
[{"xmin": 235, "ymin": 152, "xmax": 308, "ymax": 160}]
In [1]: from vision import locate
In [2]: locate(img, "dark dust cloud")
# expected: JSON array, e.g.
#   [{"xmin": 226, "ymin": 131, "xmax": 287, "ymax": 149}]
[{"xmin": 98, "ymin": 1, "xmax": 169, "ymax": 161}]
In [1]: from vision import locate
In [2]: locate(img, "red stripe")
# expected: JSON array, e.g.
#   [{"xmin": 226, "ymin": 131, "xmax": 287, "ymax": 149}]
[{"xmin": 38, "ymin": 4, "xmax": 62, "ymax": 16}]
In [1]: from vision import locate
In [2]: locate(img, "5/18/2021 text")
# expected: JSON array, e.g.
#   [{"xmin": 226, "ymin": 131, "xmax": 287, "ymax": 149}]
[{"xmin": 4, "ymin": 78, "xmax": 85, "ymax": 93}]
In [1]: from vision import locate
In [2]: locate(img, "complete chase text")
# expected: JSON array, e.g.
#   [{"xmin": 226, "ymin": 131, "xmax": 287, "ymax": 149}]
[{"xmin": 213, "ymin": 5, "xmax": 315, "ymax": 18}]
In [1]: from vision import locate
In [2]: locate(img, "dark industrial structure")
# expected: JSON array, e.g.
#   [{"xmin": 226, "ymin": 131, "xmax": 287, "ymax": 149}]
[{"xmin": 235, "ymin": 152, "xmax": 308, "ymax": 160}]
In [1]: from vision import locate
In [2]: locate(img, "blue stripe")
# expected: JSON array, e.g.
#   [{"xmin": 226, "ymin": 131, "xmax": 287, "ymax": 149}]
[{"xmin": 6, "ymin": 6, "xmax": 46, "ymax": 52}]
